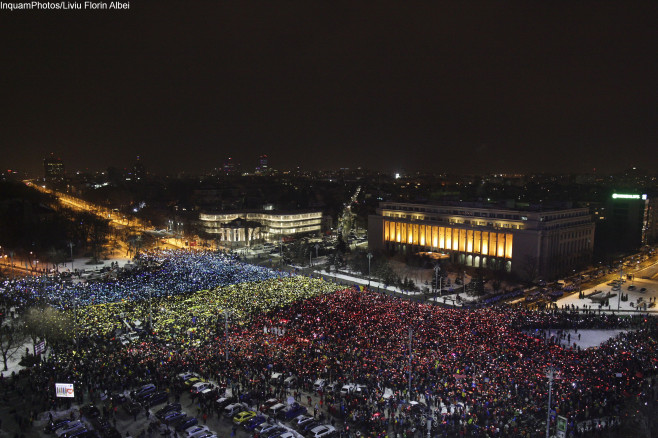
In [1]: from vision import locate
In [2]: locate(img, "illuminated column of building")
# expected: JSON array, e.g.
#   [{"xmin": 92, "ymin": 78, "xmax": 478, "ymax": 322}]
[
  {"xmin": 432, "ymin": 226, "xmax": 438, "ymax": 248},
  {"xmin": 467, "ymin": 230, "xmax": 473, "ymax": 253},
  {"xmin": 407, "ymin": 223, "xmax": 413, "ymax": 244},
  {"xmin": 420, "ymin": 224, "xmax": 426, "ymax": 246},
  {"xmin": 489, "ymin": 233, "xmax": 497, "ymax": 256},
  {"xmin": 384, "ymin": 221, "xmax": 390, "ymax": 241},
  {"xmin": 412, "ymin": 224, "xmax": 419, "ymax": 245},
  {"xmin": 474, "ymin": 231, "xmax": 481, "ymax": 254},
  {"xmin": 396, "ymin": 222, "xmax": 401, "ymax": 242},
  {"xmin": 505, "ymin": 233, "xmax": 513, "ymax": 258},
  {"xmin": 459, "ymin": 229, "xmax": 466, "ymax": 252},
  {"xmin": 497, "ymin": 232, "xmax": 505, "ymax": 257},
  {"xmin": 481, "ymin": 232, "xmax": 489, "ymax": 255},
  {"xmin": 452, "ymin": 228, "xmax": 459, "ymax": 251},
  {"xmin": 445, "ymin": 227, "xmax": 451, "ymax": 250}
]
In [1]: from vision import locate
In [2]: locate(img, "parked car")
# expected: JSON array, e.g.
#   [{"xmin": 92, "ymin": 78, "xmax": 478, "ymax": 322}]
[
  {"xmin": 268, "ymin": 403, "xmax": 287, "ymax": 418},
  {"xmin": 45, "ymin": 419, "xmax": 70, "ymax": 434},
  {"xmin": 283, "ymin": 376, "xmax": 298, "ymax": 387},
  {"xmin": 340, "ymin": 384, "xmax": 356, "ymax": 396},
  {"xmin": 176, "ymin": 418, "xmax": 198, "ymax": 432},
  {"xmin": 184, "ymin": 377, "xmax": 202, "ymax": 387},
  {"xmin": 313, "ymin": 379, "xmax": 325, "ymax": 391},
  {"xmin": 162, "ymin": 412, "xmax": 186, "ymax": 425},
  {"xmin": 215, "ymin": 396, "xmax": 235, "ymax": 410},
  {"xmin": 293, "ymin": 416, "xmax": 314, "ymax": 431},
  {"xmin": 640, "ymin": 287, "xmax": 647, "ymax": 292},
  {"xmin": 132, "ymin": 383, "xmax": 156, "ymax": 400},
  {"xmin": 282, "ymin": 402, "xmax": 307, "ymax": 420},
  {"xmin": 156, "ymin": 403, "xmax": 182, "ymax": 420},
  {"xmin": 263, "ymin": 427, "xmax": 287, "ymax": 438},
  {"xmin": 184, "ymin": 426, "xmax": 209, "ymax": 438},
  {"xmin": 244, "ymin": 415, "xmax": 268, "ymax": 431},
  {"xmin": 224, "ymin": 402, "xmax": 249, "ymax": 417},
  {"xmin": 145, "ymin": 391, "xmax": 169, "ymax": 407},
  {"xmin": 61, "ymin": 427, "xmax": 89, "ymax": 438},
  {"xmin": 306, "ymin": 425, "xmax": 336, "ymax": 438},
  {"xmin": 55, "ymin": 421, "xmax": 83, "ymax": 437},
  {"xmin": 300, "ymin": 421, "xmax": 320, "ymax": 434},
  {"xmin": 233, "ymin": 410, "xmax": 257, "ymax": 425},
  {"xmin": 191, "ymin": 382, "xmax": 213, "ymax": 394},
  {"xmin": 260, "ymin": 398, "xmax": 280, "ymax": 412},
  {"xmin": 254, "ymin": 422, "xmax": 280, "ymax": 436},
  {"xmin": 177, "ymin": 372, "xmax": 201, "ymax": 383}
]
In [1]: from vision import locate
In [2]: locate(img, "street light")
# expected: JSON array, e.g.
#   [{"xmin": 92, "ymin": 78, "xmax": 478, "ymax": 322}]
[
  {"xmin": 617, "ymin": 265, "xmax": 623, "ymax": 311},
  {"xmin": 367, "ymin": 252, "xmax": 373, "ymax": 288},
  {"xmin": 223, "ymin": 310, "xmax": 233, "ymax": 362},
  {"xmin": 434, "ymin": 264, "xmax": 441, "ymax": 297},
  {"xmin": 68, "ymin": 242, "xmax": 75, "ymax": 271},
  {"xmin": 546, "ymin": 366, "xmax": 556, "ymax": 438},
  {"xmin": 408, "ymin": 327, "xmax": 413, "ymax": 401}
]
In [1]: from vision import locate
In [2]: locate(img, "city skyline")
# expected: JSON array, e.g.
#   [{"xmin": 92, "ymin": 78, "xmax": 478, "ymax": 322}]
[{"xmin": 1, "ymin": 1, "xmax": 656, "ymax": 176}]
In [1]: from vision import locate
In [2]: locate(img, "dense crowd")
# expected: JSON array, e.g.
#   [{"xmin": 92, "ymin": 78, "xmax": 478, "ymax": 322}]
[
  {"xmin": 1, "ymin": 250, "xmax": 657, "ymax": 437},
  {"xmin": 73, "ymin": 276, "xmax": 344, "ymax": 340},
  {"xmin": 0, "ymin": 249, "xmax": 285, "ymax": 309}
]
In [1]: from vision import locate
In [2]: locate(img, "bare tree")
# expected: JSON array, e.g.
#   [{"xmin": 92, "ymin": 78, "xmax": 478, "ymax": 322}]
[{"xmin": 0, "ymin": 316, "xmax": 27, "ymax": 371}]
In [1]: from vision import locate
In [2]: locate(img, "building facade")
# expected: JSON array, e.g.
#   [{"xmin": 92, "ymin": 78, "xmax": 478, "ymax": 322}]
[
  {"xmin": 43, "ymin": 153, "xmax": 65, "ymax": 182},
  {"xmin": 369, "ymin": 202, "xmax": 595, "ymax": 280},
  {"xmin": 199, "ymin": 210, "xmax": 322, "ymax": 246}
]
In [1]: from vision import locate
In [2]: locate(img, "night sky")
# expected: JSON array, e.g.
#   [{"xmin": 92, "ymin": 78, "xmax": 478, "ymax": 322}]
[{"xmin": 1, "ymin": 1, "xmax": 657, "ymax": 176}]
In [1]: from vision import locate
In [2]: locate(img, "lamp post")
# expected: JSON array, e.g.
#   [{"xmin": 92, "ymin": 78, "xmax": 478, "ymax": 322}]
[
  {"xmin": 223, "ymin": 310, "xmax": 232, "ymax": 363},
  {"xmin": 434, "ymin": 264, "xmax": 440, "ymax": 298},
  {"xmin": 9, "ymin": 250, "xmax": 14, "ymax": 280},
  {"xmin": 546, "ymin": 366, "xmax": 556, "ymax": 438},
  {"xmin": 408, "ymin": 327, "xmax": 413, "ymax": 401},
  {"xmin": 617, "ymin": 265, "xmax": 623, "ymax": 311},
  {"xmin": 68, "ymin": 242, "xmax": 75, "ymax": 271},
  {"xmin": 367, "ymin": 252, "xmax": 373, "ymax": 288}
]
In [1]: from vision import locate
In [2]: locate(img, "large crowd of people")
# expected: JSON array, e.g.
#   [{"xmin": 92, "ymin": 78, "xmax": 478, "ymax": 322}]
[
  {"xmin": 0, "ymin": 249, "xmax": 286, "ymax": 309},
  {"xmin": 1, "ymin": 249, "xmax": 657, "ymax": 437}
]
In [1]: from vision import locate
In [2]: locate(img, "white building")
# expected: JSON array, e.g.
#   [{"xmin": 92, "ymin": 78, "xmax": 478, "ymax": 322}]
[{"xmin": 199, "ymin": 210, "xmax": 322, "ymax": 246}]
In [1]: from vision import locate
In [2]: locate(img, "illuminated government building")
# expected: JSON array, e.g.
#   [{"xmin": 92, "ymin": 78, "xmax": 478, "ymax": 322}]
[
  {"xmin": 369, "ymin": 201, "xmax": 595, "ymax": 279},
  {"xmin": 199, "ymin": 210, "xmax": 322, "ymax": 246}
]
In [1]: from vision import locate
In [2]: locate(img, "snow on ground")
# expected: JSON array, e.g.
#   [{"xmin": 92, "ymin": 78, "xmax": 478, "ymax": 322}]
[
  {"xmin": 525, "ymin": 328, "xmax": 630, "ymax": 350},
  {"xmin": 554, "ymin": 275, "xmax": 658, "ymax": 313},
  {"xmin": 0, "ymin": 339, "xmax": 35, "ymax": 378}
]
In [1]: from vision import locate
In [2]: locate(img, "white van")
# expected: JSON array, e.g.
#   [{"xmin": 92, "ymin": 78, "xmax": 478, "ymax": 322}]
[{"xmin": 268, "ymin": 403, "xmax": 287, "ymax": 417}]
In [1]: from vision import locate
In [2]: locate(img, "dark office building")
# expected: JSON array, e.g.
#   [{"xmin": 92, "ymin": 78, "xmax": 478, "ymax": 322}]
[
  {"xmin": 43, "ymin": 153, "xmax": 65, "ymax": 182},
  {"xmin": 594, "ymin": 193, "xmax": 650, "ymax": 258}
]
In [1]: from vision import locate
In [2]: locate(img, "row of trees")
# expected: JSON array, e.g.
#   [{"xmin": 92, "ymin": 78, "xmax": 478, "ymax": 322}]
[
  {"xmin": 0, "ymin": 304, "xmax": 74, "ymax": 372},
  {"xmin": 0, "ymin": 182, "xmax": 113, "ymax": 269}
]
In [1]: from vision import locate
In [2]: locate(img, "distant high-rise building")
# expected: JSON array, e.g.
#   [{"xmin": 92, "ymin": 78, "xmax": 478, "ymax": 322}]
[
  {"xmin": 223, "ymin": 157, "xmax": 238, "ymax": 174},
  {"xmin": 132, "ymin": 155, "xmax": 146, "ymax": 181},
  {"xmin": 43, "ymin": 153, "xmax": 65, "ymax": 182},
  {"xmin": 595, "ymin": 192, "xmax": 652, "ymax": 257},
  {"xmin": 256, "ymin": 154, "xmax": 268, "ymax": 173}
]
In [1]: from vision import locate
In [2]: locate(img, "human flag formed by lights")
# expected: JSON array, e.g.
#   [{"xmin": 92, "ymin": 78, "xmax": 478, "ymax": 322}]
[{"xmin": 35, "ymin": 340, "xmax": 45, "ymax": 355}]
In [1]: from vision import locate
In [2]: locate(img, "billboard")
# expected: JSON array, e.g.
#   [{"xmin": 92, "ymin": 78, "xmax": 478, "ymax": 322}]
[{"xmin": 55, "ymin": 383, "xmax": 75, "ymax": 398}]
